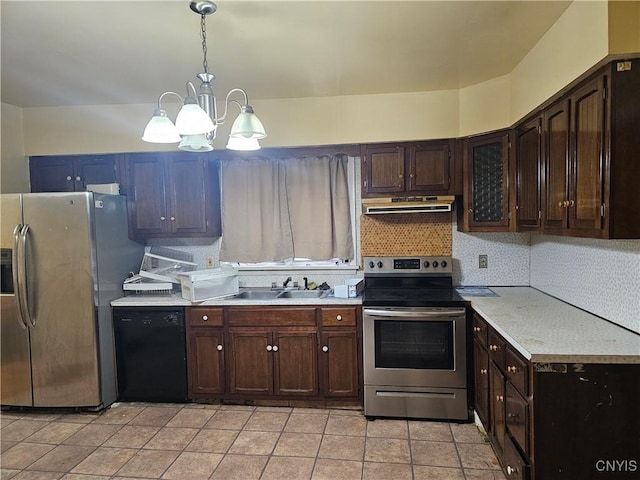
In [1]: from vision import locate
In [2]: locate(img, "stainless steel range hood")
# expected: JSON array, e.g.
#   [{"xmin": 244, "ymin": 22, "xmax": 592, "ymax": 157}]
[{"xmin": 362, "ymin": 196, "xmax": 454, "ymax": 215}]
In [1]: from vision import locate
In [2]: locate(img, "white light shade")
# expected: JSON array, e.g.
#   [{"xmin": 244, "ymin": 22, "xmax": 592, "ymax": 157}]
[
  {"xmin": 142, "ymin": 110, "xmax": 181, "ymax": 143},
  {"xmin": 179, "ymin": 134, "xmax": 214, "ymax": 152},
  {"xmin": 175, "ymin": 103, "xmax": 216, "ymax": 135},
  {"xmin": 229, "ymin": 110, "xmax": 267, "ymax": 139},
  {"xmin": 226, "ymin": 136, "xmax": 261, "ymax": 151}
]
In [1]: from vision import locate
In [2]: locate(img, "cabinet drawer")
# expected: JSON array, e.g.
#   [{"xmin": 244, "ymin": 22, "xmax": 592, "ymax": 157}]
[
  {"xmin": 188, "ymin": 307, "xmax": 223, "ymax": 327},
  {"xmin": 488, "ymin": 330, "xmax": 506, "ymax": 370},
  {"xmin": 505, "ymin": 346, "xmax": 529, "ymax": 396},
  {"xmin": 321, "ymin": 307, "xmax": 357, "ymax": 327},
  {"xmin": 472, "ymin": 313, "xmax": 488, "ymax": 347},
  {"xmin": 503, "ymin": 432, "xmax": 530, "ymax": 480},
  {"xmin": 227, "ymin": 307, "xmax": 316, "ymax": 326},
  {"xmin": 505, "ymin": 382, "xmax": 529, "ymax": 456}
]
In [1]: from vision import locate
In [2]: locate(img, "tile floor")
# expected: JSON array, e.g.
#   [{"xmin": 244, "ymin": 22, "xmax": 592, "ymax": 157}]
[{"xmin": 1, "ymin": 403, "xmax": 506, "ymax": 480}]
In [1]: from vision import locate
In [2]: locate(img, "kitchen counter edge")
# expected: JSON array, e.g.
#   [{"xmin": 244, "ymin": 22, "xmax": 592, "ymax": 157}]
[
  {"xmin": 463, "ymin": 287, "xmax": 640, "ymax": 364},
  {"xmin": 111, "ymin": 294, "xmax": 362, "ymax": 307}
]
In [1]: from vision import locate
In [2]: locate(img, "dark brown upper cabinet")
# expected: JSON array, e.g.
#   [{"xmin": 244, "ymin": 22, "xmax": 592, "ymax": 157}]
[
  {"xmin": 124, "ymin": 151, "xmax": 221, "ymax": 239},
  {"xmin": 538, "ymin": 60, "xmax": 640, "ymax": 239},
  {"xmin": 361, "ymin": 140, "xmax": 453, "ymax": 197},
  {"xmin": 29, "ymin": 154, "xmax": 121, "ymax": 193},
  {"xmin": 515, "ymin": 117, "xmax": 542, "ymax": 232},
  {"xmin": 459, "ymin": 130, "xmax": 513, "ymax": 232}
]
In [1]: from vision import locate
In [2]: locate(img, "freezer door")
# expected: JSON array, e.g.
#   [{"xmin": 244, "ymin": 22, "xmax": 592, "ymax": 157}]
[
  {"xmin": 0, "ymin": 194, "xmax": 33, "ymax": 406},
  {"xmin": 22, "ymin": 193, "xmax": 101, "ymax": 407}
]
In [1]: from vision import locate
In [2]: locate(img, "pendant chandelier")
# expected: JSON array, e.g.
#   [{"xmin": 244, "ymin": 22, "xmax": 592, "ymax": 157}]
[{"xmin": 142, "ymin": 1, "xmax": 266, "ymax": 152}]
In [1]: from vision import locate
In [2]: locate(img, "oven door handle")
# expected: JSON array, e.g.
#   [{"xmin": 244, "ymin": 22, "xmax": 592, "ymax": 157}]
[{"xmin": 363, "ymin": 308, "xmax": 466, "ymax": 318}]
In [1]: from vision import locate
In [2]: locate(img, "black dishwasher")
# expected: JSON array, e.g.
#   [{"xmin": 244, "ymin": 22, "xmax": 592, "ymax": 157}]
[{"xmin": 112, "ymin": 307, "xmax": 188, "ymax": 403}]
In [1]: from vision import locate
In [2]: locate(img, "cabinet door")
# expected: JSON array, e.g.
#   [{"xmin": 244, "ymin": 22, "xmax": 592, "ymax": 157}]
[
  {"xmin": 542, "ymin": 99, "xmax": 571, "ymax": 231},
  {"xmin": 515, "ymin": 118, "xmax": 541, "ymax": 231},
  {"xmin": 320, "ymin": 330, "xmax": 359, "ymax": 398},
  {"xmin": 29, "ymin": 157, "xmax": 75, "ymax": 192},
  {"xmin": 474, "ymin": 339, "xmax": 490, "ymax": 427},
  {"xmin": 570, "ymin": 75, "xmax": 604, "ymax": 233},
  {"xmin": 228, "ymin": 329, "xmax": 272, "ymax": 395},
  {"xmin": 166, "ymin": 154, "xmax": 210, "ymax": 235},
  {"xmin": 72, "ymin": 155, "xmax": 118, "ymax": 190},
  {"xmin": 126, "ymin": 154, "xmax": 168, "ymax": 236},
  {"xmin": 362, "ymin": 145, "xmax": 405, "ymax": 195},
  {"xmin": 489, "ymin": 362, "xmax": 506, "ymax": 454},
  {"xmin": 462, "ymin": 131, "xmax": 511, "ymax": 231},
  {"xmin": 273, "ymin": 329, "xmax": 318, "ymax": 396},
  {"xmin": 408, "ymin": 142, "xmax": 450, "ymax": 194},
  {"xmin": 188, "ymin": 329, "xmax": 225, "ymax": 396}
]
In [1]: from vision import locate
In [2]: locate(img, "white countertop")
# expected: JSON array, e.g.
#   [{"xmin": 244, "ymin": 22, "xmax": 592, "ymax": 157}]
[
  {"xmin": 111, "ymin": 293, "xmax": 362, "ymax": 307},
  {"xmin": 464, "ymin": 287, "xmax": 640, "ymax": 364}
]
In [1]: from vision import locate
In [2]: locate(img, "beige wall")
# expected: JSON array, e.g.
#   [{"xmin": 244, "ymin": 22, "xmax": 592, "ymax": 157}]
[
  {"xmin": 5, "ymin": 1, "xmax": 637, "ymax": 165},
  {"xmin": 608, "ymin": 0, "xmax": 640, "ymax": 54},
  {"xmin": 1, "ymin": 103, "xmax": 30, "ymax": 193}
]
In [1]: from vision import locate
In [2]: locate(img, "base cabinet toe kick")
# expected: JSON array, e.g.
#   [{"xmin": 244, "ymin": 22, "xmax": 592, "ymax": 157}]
[{"xmin": 473, "ymin": 311, "xmax": 640, "ymax": 480}]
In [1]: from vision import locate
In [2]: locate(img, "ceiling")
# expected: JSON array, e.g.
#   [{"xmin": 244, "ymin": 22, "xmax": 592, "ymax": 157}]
[{"xmin": 1, "ymin": 1, "xmax": 572, "ymax": 109}]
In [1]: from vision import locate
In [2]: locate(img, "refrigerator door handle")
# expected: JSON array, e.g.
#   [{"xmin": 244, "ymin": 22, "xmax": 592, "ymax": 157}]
[
  {"xmin": 18, "ymin": 224, "xmax": 36, "ymax": 328},
  {"xmin": 12, "ymin": 224, "xmax": 28, "ymax": 329}
]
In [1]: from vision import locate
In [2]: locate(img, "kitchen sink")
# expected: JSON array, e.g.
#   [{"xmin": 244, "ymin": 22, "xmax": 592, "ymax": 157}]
[
  {"xmin": 231, "ymin": 289, "xmax": 328, "ymax": 300},
  {"xmin": 233, "ymin": 290, "xmax": 282, "ymax": 299},
  {"xmin": 277, "ymin": 290, "xmax": 328, "ymax": 299}
]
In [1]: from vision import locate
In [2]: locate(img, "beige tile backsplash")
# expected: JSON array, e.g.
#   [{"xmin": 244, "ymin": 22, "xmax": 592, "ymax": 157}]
[{"xmin": 360, "ymin": 213, "xmax": 453, "ymax": 257}]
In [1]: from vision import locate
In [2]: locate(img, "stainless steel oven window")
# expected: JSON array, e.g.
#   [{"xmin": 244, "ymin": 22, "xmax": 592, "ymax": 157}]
[{"xmin": 374, "ymin": 319, "xmax": 454, "ymax": 370}]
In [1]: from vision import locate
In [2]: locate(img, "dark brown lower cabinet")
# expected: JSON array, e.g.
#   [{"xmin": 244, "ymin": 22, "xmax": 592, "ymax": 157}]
[
  {"xmin": 474, "ymin": 310, "xmax": 640, "ymax": 480},
  {"xmin": 187, "ymin": 305, "xmax": 361, "ymax": 403}
]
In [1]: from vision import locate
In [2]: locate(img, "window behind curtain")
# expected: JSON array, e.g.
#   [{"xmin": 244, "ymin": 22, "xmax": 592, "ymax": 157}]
[{"xmin": 219, "ymin": 154, "xmax": 354, "ymax": 263}]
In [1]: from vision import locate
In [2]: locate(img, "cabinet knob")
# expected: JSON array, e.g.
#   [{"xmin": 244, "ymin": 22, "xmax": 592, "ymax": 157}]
[
  {"xmin": 409, "ymin": 174, "xmax": 414, "ymax": 178},
  {"xmin": 66, "ymin": 175, "xmax": 73, "ymax": 181},
  {"xmin": 489, "ymin": 344, "xmax": 498, "ymax": 351},
  {"xmin": 322, "ymin": 345, "xmax": 329, "ymax": 352},
  {"xmin": 217, "ymin": 344, "xmax": 223, "ymax": 351},
  {"xmin": 266, "ymin": 345, "xmax": 273, "ymax": 351},
  {"xmin": 336, "ymin": 315, "xmax": 342, "ymax": 321},
  {"xmin": 398, "ymin": 174, "xmax": 404, "ymax": 179},
  {"xmin": 75, "ymin": 176, "xmax": 81, "ymax": 181},
  {"xmin": 506, "ymin": 465, "xmax": 518, "ymax": 475},
  {"xmin": 497, "ymin": 395, "xmax": 504, "ymax": 402},
  {"xmin": 202, "ymin": 315, "xmax": 208, "ymax": 321},
  {"xmin": 507, "ymin": 365, "xmax": 517, "ymax": 373},
  {"xmin": 558, "ymin": 201, "xmax": 564, "ymax": 207},
  {"xmin": 272, "ymin": 345, "xmax": 279, "ymax": 352},
  {"xmin": 480, "ymin": 368, "xmax": 487, "ymax": 375},
  {"xmin": 473, "ymin": 326, "xmax": 481, "ymax": 333},
  {"xmin": 568, "ymin": 199, "xmax": 575, "ymax": 207},
  {"xmin": 160, "ymin": 216, "xmax": 166, "ymax": 221},
  {"xmin": 468, "ymin": 208, "xmax": 473, "ymax": 214},
  {"xmin": 170, "ymin": 216, "xmax": 176, "ymax": 221}
]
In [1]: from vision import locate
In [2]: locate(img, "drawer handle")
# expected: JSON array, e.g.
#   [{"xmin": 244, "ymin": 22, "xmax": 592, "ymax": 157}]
[
  {"xmin": 202, "ymin": 315, "xmax": 209, "ymax": 321},
  {"xmin": 336, "ymin": 315, "xmax": 342, "ymax": 321},
  {"xmin": 272, "ymin": 345, "xmax": 279, "ymax": 352},
  {"xmin": 480, "ymin": 368, "xmax": 487, "ymax": 375},
  {"xmin": 507, "ymin": 465, "xmax": 518, "ymax": 475},
  {"xmin": 267, "ymin": 345, "xmax": 273, "ymax": 351},
  {"xmin": 496, "ymin": 395, "xmax": 504, "ymax": 402},
  {"xmin": 507, "ymin": 365, "xmax": 517, "ymax": 373},
  {"xmin": 322, "ymin": 345, "xmax": 329, "ymax": 352},
  {"xmin": 217, "ymin": 344, "xmax": 223, "ymax": 351}
]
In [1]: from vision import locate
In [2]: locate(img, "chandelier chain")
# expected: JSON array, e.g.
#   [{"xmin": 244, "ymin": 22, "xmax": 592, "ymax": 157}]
[{"xmin": 200, "ymin": 14, "xmax": 208, "ymax": 74}]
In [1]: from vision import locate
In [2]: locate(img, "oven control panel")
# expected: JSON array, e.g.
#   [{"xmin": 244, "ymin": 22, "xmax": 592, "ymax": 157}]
[{"xmin": 363, "ymin": 256, "xmax": 453, "ymax": 274}]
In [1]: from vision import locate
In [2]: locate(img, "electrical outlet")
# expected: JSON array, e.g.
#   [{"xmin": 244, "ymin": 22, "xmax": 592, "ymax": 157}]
[
  {"xmin": 479, "ymin": 254, "xmax": 488, "ymax": 268},
  {"xmin": 206, "ymin": 256, "xmax": 214, "ymax": 268}
]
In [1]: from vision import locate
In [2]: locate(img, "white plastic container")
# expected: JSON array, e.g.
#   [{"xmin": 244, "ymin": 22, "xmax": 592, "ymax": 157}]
[{"xmin": 178, "ymin": 266, "xmax": 239, "ymax": 302}]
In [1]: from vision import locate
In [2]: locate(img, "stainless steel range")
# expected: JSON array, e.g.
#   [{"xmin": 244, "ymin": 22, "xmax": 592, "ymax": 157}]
[{"xmin": 362, "ymin": 256, "xmax": 471, "ymax": 421}]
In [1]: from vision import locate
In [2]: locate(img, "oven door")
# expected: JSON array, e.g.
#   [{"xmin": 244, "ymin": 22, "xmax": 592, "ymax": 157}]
[{"xmin": 363, "ymin": 307, "xmax": 467, "ymax": 389}]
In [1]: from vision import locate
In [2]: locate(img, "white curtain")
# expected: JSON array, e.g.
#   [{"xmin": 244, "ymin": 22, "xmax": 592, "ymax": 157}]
[{"xmin": 219, "ymin": 154, "xmax": 353, "ymax": 262}]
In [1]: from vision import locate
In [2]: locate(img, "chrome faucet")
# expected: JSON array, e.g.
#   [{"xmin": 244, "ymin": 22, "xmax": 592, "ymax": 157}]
[{"xmin": 283, "ymin": 276, "xmax": 292, "ymax": 288}]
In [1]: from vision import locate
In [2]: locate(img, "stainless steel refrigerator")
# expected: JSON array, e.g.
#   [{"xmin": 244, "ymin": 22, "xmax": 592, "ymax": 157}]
[{"xmin": 1, "ymin": 192, "xmax": 144, "ymax": 410}]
